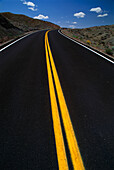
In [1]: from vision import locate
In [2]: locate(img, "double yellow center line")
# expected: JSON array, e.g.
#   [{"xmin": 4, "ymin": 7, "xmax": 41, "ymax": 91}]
[{"xmin": 45, "ymin": 31, "xmax": 85, "ymax": 170}]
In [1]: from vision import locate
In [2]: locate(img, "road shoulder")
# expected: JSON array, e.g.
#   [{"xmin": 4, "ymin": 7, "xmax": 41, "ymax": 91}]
[{"xmin": 60, "ymin": 29, "xmax": 114, "ymax": 63}]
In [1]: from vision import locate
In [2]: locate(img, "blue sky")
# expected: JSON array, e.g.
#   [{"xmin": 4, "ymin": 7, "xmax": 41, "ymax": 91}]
[{"xmin": 0, "ymin": 0, "xmax": 114, "ymax": 28}]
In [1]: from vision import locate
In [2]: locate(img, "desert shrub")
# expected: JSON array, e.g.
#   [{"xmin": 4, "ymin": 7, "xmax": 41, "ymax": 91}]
[
  {"xmin": 73, "ymin": 35, "xmax": 76, "ymax": 38},
  {"xmin": 105, "ymin": 48, "xmax": 113, "ymax": 55},
  {"xmin": 86, "ymin": 40, "xmax": 91, "ymax": 45},
  {"xmin": 112, "ymin": 46, "xmax": 114, "ymax": 51},
  {"xmin": 73, "ymin": 35, "xmax": 78, "ymax": 39}
]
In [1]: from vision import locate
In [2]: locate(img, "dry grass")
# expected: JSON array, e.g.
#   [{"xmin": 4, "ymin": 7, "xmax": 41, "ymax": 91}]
[
  {"xmin": 1, "ymin": 12, "xmax": 60, "ymax": 31},
  {"xmin": 0, "ymin": 12, "xmax": 60, "ymax": 44},
  {"xmin": 62, "ymin": 25, "xmax": 114, "ymax": 57}
]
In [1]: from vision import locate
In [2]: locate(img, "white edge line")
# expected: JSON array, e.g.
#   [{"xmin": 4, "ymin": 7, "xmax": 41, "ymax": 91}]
[
  {"xmin": 0, "ymin": 32, "xmax": 36, "ymax": 52},
  {"xmin": 58, "ymin": 30, "xmax": 114, "ymax": 64}
]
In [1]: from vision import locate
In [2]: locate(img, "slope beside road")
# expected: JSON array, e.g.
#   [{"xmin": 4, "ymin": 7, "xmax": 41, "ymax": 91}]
[{"xmin": 0, "ymin": 30, "xmax": 114, "ymax": 170}]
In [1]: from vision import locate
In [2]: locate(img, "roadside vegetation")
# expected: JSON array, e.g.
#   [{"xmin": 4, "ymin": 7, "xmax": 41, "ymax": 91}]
[{"xmin": 62, "ymin": 25, "xmax": 114, "ymax": 57}]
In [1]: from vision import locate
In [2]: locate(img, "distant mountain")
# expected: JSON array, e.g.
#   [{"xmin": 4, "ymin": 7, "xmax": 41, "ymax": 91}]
[{"xmin": 0, "ymin": 12, "xmax": 60, "ymax": 44}]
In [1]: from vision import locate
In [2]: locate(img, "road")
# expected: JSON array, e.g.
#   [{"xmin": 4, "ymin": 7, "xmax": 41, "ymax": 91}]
[{"xmin": 0, "ymin": 30, "xmax": 114, "ymax": 170}]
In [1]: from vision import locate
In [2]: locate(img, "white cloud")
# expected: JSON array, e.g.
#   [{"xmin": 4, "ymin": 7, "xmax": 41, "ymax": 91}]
[
  {"xmin": 66, "ymin": 21, "xmax": 70, "ymax": 23},
  {"xmin": 90, "ymin": 7, "xmax": 102, "ymax": 13},
  {"xmin": 72, "ymin": 22, "xmax": 77, "ymax": 24},
  {"xmin": 23, "ymin": 1, "xmax": 35, "ymax": 7},
  {"xmin": 28, "ymin": 7, "xmax": 37, "ymax": 11},
  {"xmin": 21, "ymin": 0, "xmax": 37, "ymax": 11},
  {"xmin": 74, "ymin": 12, "xmax": 85, "ymax": 18},
  {"xmin": 97, "ymin": 13, "xmax": 108, "ymax": 17},
  {"xmin": 34, "ymin": 14, "xmax": 49, "ymax": 20}
]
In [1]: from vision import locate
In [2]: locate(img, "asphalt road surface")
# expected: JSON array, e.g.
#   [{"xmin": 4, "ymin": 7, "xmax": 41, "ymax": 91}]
[{"xmin": 0, "ymin": 30, "xmax": 114, "ymax": 170}]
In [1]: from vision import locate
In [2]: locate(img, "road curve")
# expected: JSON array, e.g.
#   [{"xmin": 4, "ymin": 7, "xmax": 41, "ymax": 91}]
[{"xmin": 0, "ymin": 30, "xmax": 114, "ymax": 170}]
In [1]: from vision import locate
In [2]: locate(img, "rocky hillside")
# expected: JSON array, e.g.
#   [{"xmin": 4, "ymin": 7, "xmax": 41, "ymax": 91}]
[
  {"xmin": 0, "ymin": 12, "xmax": 60, "ymax": 44},
  {"xmin": 0, "ymin": 14, "xmax": 23, "ymax": 43},
  {"xmin": 62, "ymin": 25, "xmax": 114, "ymax": 56}
]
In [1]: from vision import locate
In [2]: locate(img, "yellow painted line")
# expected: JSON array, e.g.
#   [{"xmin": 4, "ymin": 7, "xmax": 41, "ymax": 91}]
[
  {"xmin": 45, "ymin": 31, "xmax": 69, "ymax": 170},
  {"xmin": 46, "ymin": 31, "xmax": 85, "ymax": 170}
]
